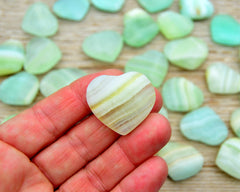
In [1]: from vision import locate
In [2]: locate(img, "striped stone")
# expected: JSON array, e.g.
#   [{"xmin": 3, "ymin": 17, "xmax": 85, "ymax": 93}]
[{"xmin": 86, "ymin": 72, "xmax": 156, "ymax": 135}]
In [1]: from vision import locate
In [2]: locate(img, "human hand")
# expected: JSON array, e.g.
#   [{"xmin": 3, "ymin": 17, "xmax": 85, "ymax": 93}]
[{"xmin": 0, "ymin": 69, "xmax": 171, "ymax": 192}]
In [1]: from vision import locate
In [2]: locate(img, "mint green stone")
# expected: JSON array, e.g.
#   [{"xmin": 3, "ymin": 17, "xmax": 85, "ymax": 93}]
[
  {"xmin": 180, "ymin": 106, "xmax": 228, "ymax": 146},
  {"xmin": 82, "ymin": 30, "xmax": 123, "ymax": 63},
  {"xmin": 230, "ymin": 108, "xmax": 240, "ymax": 138},
  {"xmin": 1, "ymin": 114, "xmax": 16, "ymax": 124},
  {"xmin": 206, "ymin": 63, "xmax": 240, "ymax": 94},
  {"xmin": 24, "ymin": 37, "xmax": 62, "ymax": 75},
  {"xmin": 0, "ymin": 72, "xmax": 39, "ymax": 106},
  {"xmin": 22, "ymin": 2, "xmax": 58, "ymax": 37},
  {"xmin": 180, "ymin": 0, "xmax": 214, "ymax": 20},
  {"xmin": 53, "ymin": 0, "xmax": 90, "ymax": 21},
  {"xmin": 123, "ymin": 8, "xmax": 159, "ymax": 47},
  {"xmin": 159, "ymin": 106, "xmax": 168, "ymax": 119},
  {"xmin": 164, "ymin": 37, "xmax": 208, "ymax": 70},
  {"xmin": 162, "ymin": 77, "xmax": 204, "ymax": 112},
  {"xmin": 216, "ymin": 138, "xmax": 240, "ymax": 180},
  {"xmin": 137, "ymin": 0, "xmax": 174, "ymax": 13},
  {"xmin": 91, "ymin": 0, "xmax": 125, "ymax": 13},
  {"xmin": 125, "ymin": 50, "xmax": 168, "ymax": 87},
  {"xmin": 40, "ymin": 68, "xmax": 87, "ymax": 97},
  {"xmin": 157, "ymin": 11, "xmax": 194, "ymax": 40},
  {"xmin": 211, "ymin": 15, "xmax": 240, "ymax": 46},
  {"xmin": 157, "ymin": 142, "xmax": 204, "ymax": 181},
  {"xmin": 0, "ymin": 40, "xmax": 25, "ymax": 76}
]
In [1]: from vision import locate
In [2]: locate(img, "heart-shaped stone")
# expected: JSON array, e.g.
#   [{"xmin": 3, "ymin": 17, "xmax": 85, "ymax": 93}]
[
  {"xmin": 86, "ymin": 72, "xmax": 156, "ymax": 135},
  {"xmin": 211, "ymin": 15, "xmax": 240, "ymax": 46}
]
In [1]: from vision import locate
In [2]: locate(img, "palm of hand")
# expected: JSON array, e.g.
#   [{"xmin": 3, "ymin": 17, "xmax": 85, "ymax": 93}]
[{"xmin": 0, "ymin": 70, "xmax": 170, "ymax": 192}]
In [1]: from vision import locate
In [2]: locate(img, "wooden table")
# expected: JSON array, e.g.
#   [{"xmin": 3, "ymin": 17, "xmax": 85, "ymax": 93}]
[{"xmin": 0, "ymin": 0, "xmax": 239, "ymax": 191}]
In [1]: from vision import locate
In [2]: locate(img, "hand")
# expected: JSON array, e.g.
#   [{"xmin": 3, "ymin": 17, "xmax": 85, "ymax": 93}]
[{"xmin": 0, "ymin": 69, "xmax": 171, "ymax": 192}]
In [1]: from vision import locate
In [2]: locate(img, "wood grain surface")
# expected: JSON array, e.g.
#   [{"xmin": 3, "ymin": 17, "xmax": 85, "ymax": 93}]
[{"xmin": 0, "ymin": 0, "xmax": 240, "ymax": 191}]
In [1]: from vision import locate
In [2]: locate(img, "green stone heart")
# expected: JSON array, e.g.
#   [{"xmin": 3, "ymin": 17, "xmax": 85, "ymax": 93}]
[
  {"xmin": 157, "ymin": 11, "xmax": 194, "ymax": 40},
  {"xmin": 137, "ymin": 0, "xmax": 174, "ymax": 13},
  {"xmin": 180, "ymin": 106, "xmax": 228, "ymax": 146},
  {"xmin": 157, "ymin": 142, "xmax": 204, "ymax": 181},
  {"xmin": 162, "ymin": 77, "xmax": 204, "ymax": 112},
  {"xmin": 123, "ymin": 8, "xmax": 159, "ymax": 47},
  {"xmin": 180, "ymin": 0, "xmax": 214, "ymax": 20},
  {"xmin": 0, "ymin": 72, "xmax": 39, "ymax": 106},
  {"xmin": 53, "ymin": 0, "xmax": 90, "ymax": 21},
  {"xmin": 91, "ymin": 0, "xmax": 125, "ymax": 13},
  {"xmin": 40, "ymin": 68, "xmax": 87, "ymax": 97},
  {"xmin": 24, "ymin": 37, "xmax": 62, "ymax": 75},
  {"xmin": 211, "ymin": 15, "xmax": 240, "ymax": 46},
  {"xmin": 125, "ymin": 50, "xmax": 168, "ymax": 87},
  {"xmin": 230, "ymin": 108, "xmax": 240, "ymax": 137},
  {"xmin": 82, "ymin": 30, "xmax": 123, "ymax": 63},
  {"xmin": 22, "ymin": 2, "xmax": 58, "ymax": 37},
  {"xmin": 0, "ymin": 40, "xmax": 25, "ymax": 76},
  {"xmin": 164, "ymin": 37, "xmax": 208, "ymax": 70}
]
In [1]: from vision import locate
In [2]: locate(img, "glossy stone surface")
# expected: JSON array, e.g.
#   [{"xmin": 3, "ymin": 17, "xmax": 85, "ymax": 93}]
[
  {"xmin": 125, "ymin": 50, "xmax": 169, "ymax": 87},
  {"xmin": 24, "ymin": 37, "xmax": 62, "ymax": 75},
  {"xmin": 157, "ymin": 11, "xmax": 194, "ymax": 40},
  {"xmin": 22, "ymin": 2, "xmax": 58, "ymax": 37},
  {"xmin": 40, "ymin": 68, "xmax": 87, "ymax": 97},
  {"xmin": 123, "ymin": 8, "xmax": 159, "ymax": 47},
  {"xmin": 157, "ymin": 142, "xmax": 204, "ymax": 181},
  {"xmin": 180, "ymin": 0, "xmax": 214, "ymax": 20},
  {"xmin": 211, "ymin": 15, "xmax": 240, "ymax": 46},
  {"xmin": 53, "ymin": 0, "xmax": 90, "ymax": 21},
  {"xmin": 0, "ymin": 40, "xmax": 25, "ymax": 76},
  {"xmin": 164, "ymin": 37, "xmax": 208, "ymax": 70},
  {"xmin": 180, "ymin": 106, "xmax": 228, "ymax": 146},
  {"xmin": 91, "ymin": 0, "xmax": 125, "ymax": 13},
  {"xmin": 230, "ymin": 108, "xmax": 240, "ymax": 137},
  {"xmin": 82, "ymin": 30, "xmax": 123, "ymax": 63},
  {"xmin": 216, "ymin": 138, "xmax": 240, "ymax": 180},
  {"xmin": 162, "ymin": 77, "xmax": 204, "ymax": 112},
  {"xmin": 0, "ymin": 72, "xmax": 39, "ymax": 106},
  {"xmin": 86, "ymin": 72, "xmax": 156, "ymax": 135},
  {"xmin": 206, "ymin": 63, "xmax": 240, "ymax": 94},
  {"xmin": 137, "ymin": 0, "xmax": 174, "ymax": 13}
]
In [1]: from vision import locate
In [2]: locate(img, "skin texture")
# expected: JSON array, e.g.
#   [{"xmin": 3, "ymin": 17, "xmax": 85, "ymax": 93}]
[{"xmin": 0, "ymin": 69, "xmax": 171, "ymax": 192}]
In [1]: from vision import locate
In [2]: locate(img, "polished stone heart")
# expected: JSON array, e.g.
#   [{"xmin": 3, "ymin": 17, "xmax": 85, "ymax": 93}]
[{"xmin": 86, "ymin": 72, "xmax": 156, "ymax": 135}]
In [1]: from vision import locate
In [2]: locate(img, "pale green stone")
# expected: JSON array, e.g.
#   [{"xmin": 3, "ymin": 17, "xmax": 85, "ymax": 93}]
[
  {"xmin": 206, "ymin": 63, "xmax": 240, "ymax": 94},
  {"xmin": 123, "ymin": 8, "xmax": 159, "ymax": 47},
  {"xmin": 82, "ymin": 30, "xmax": 123, "ymax": 63},
  {"xmin": 1, "ymin": 114, "xmax": 16, "ymax": 124},
  {"xmin": 216, "ymin": 138, "xmax": 240, "ymax": 180},
  {"xmin": 124, "ymin": 50, "xmax": 168, "ymax": 87},
  {"xmin": 53, "ymin": 0, "xmax": 90, "ymax": 21},
  {"xmin": 0, "ymin": 40, "xmax": 25, "ymax": 76},
  {"xmin": 157, "ymin": 11, "xmax": 194, "ymax": 40},
  {"xmin": 0, "ymin": 72, "xmax": 39, "ymax": 106},
  {"xmin": 24, "ymin": 37, "xmax": 62, "ymax": 75},
  {"xmin": 230, "ymin": 108, "xmax": 240, "ymax": 137},
  {"xmin": 138, "ymin": 0, "xmax": 174, "ymax": 13},
  {"xmin": 157, "ymin": 142, "xmax": 204, "ymax": 181},
  {"xmin": 91, "ymin": 0, "xmax": 125, "ymax": 13},
  {"xmin": 22, "ymin": 2, "xmax": 58, "ymax": 37},
  {"xmin": 211, "ymin": 15, "xmax": 240, "ymax": 46},
  {"xmin": 40, "ymin": 68, "xmax": 87, "ymax": 97},
  {"xmin": 180, "ymin": 0, "xmax": 214, "ymax": 20},
  {"xmin": 159, "ymin": 106, "xmax": 168, "ymax": 119},
  {"xmin": 162, "ymin": 77, "xmax": 204, "ymax": 112},
  {"xmin": 164, "ymin": 37, "xmax": 208, "ymax": 70},
  {"xmin": 180, "ymin": 106, "xmax": 228, "ymax": 146}
]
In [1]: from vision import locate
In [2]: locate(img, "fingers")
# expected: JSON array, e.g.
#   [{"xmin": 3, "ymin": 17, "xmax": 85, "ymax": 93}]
[
  {"xmin": 112, "ymin": 156, "xmax": 168, "ymax": 192},
  {"xmin": 0, "ymin": 69, "xmax": 122, "ymax": 157},
  {"xmin": 57, "ymin": 113, "xmax": 171, "ymax": 191}
]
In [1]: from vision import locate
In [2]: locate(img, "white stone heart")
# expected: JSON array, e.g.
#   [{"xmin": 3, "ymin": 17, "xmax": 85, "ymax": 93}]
[{"xmin": 86, "ymin": 72, "xmax": 156, "ymax": 135}]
